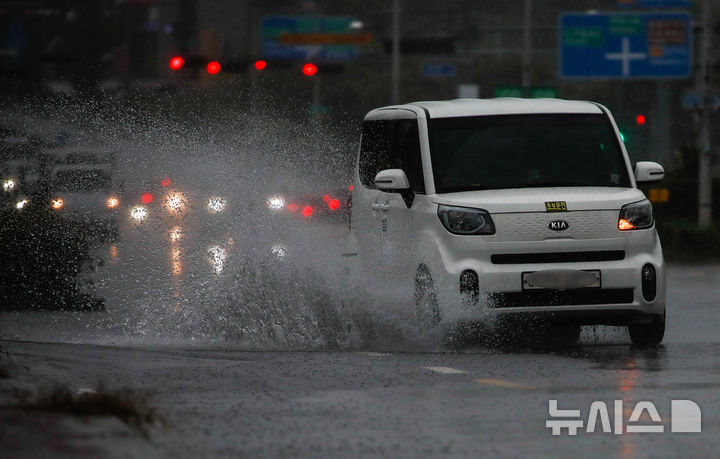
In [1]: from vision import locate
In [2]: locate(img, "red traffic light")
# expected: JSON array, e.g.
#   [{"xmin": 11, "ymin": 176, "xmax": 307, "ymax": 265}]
[
  {"xmin": 302, "ymin": 63, "xmax": 317, "ymax": 76},
  {"xmin": 207, "ymin": 61, "xmax": 221, "ymax": 74},
  {"xmin": 254, "ymin": 60, "xmax": 267, "ymax": 70},
  {"xmin": 169, "ymin": 56, "xmax": 184, "ymax": 70},
  {"xmin": 636, "ymin": 114, "xmax": 646, "ymax": 126}
]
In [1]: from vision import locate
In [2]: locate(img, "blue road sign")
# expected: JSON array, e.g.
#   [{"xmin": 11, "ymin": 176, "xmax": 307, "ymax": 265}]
[{"xmin": 560, "ymin": 12, "xmax": 692, "ymax": 79}]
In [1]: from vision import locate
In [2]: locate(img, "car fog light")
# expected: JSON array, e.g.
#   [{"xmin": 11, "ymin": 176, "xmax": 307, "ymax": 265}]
[{"xmin": 641, "ymin": 263, "xmax": 657, "ymax": 302}]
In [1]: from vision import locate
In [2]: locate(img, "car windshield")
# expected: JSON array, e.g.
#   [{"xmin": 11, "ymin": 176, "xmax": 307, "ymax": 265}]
[
  {"xmin": 53, "ymin": 169, "xmax": 112, "ymax": 192},
  {"xmin": 428, "ymin": 114, "xmax": 631, "ymax": 193}
]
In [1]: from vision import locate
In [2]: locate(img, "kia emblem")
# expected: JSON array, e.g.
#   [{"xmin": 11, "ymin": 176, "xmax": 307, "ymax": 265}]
[{"xmin": 547, "ymin": 220, "xmax": 569, "ymax": 231}]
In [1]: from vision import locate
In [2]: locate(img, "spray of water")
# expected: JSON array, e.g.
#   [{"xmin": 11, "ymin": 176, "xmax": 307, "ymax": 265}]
[{"xmin": 0, "ymin": 94, "xmax": 437, "ymax": 350}]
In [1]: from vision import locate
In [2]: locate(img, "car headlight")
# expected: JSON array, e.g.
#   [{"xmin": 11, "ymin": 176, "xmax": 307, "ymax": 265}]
[
  {"xmin": 106, "ymin": 196, "xmax": 119, "ymax": 209},
  {"xmin": 618, "ymin": 200, "xmax": 653, "ymax": 230},
  {"xmin": 207, "ymin": 196, "xmax": 226, "ymax": 213},
  {"xmin": 268, "ymin": 196, "xmax": 285, "ymax": 211},
  {"xmin": 51, "ymin": 198, "xmax": 64, "ymax": 210},
  {"xmin": 3, "ymin": 179, "xmax": 15, "ymax": 192},
  {"xmin": 130, "ymin": 205, "xmax": 148, "ymax": 221},
  {"xmin": 165, "ymin": 192, "xmax": 186, "ymax": 213},
  {"xmin": 437, "ymin": 204, "xmax": 495, "ymax": 235},
  {"xmin": 15, "ymin": 199, "xmax": 28, "ymax": 209}
]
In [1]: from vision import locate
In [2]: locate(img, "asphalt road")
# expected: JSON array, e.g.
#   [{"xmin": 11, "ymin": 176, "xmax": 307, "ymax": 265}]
[{"xmin": 1, "ymin": 264, "xmax": 719, "ymax": 458}]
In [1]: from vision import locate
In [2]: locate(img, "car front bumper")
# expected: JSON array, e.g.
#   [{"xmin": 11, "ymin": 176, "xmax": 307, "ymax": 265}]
[{"xmin": 431, "ymin": 229, "xmax": 666, "ymax": 325}]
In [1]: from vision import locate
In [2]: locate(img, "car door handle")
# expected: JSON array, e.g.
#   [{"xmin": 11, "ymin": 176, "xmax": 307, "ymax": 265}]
[{"xmin": 372, "ymin": 203, "xmax": 390, "ymax": 210}]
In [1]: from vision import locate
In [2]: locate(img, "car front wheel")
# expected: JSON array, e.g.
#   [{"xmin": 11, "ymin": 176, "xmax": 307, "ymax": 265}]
[{"xmin": 628, "ymin": 315, "xmax": 665, "ymax": 346}]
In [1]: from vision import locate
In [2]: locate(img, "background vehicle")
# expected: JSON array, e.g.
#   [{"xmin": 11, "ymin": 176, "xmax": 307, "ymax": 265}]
[
  {"xmin": 346, "ymin": 98, "xmax": 667, "ymax": 346},
  {"xmin": 47, "ymin": 149, "xmax": 122, "ymax": 241}
]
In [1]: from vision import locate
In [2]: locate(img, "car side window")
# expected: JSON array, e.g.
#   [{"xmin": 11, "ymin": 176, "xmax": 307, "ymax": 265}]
[{"xmin": 359, "ymin": 118, "xmax": 424, "ymax": 192}]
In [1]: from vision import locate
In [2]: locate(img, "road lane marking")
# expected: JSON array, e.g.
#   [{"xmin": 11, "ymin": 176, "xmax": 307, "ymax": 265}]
[
  {"xmin": 424, "ymin": 366, "xmax": 467, "ymax": 374},
  {"xmin": 475, "ymin": 378, "xmax": 533, "ymax": 389}
]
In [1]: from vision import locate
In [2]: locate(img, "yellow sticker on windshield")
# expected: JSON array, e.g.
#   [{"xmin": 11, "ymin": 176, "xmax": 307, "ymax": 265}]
[{"xmin": 545, "ymin": 201, "xmax": 567, "ymax": 212}]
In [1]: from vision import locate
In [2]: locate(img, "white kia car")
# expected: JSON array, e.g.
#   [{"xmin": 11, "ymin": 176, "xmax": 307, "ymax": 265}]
[{"xmin": 345, "ymin": 98, "xmax": 666, "ymax": 346}]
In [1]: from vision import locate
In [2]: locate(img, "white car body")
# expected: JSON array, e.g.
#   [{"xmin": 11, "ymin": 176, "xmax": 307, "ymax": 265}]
[{"xmin": 346, "ymin": 99, "xmax": 666, "ymax": 337}]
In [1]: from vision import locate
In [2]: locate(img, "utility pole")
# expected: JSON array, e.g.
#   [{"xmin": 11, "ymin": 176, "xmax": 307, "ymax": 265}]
[
  {"xmin": 391, "ymin": 0, "xmax": 400, "ymax": 104},
  {"xmin": 521, "ymin": 0, "xmax": 532, "ymax": 94},
  {"xmin": 697, "ymin": 0, "xmax": 712, "ymax": 227}
]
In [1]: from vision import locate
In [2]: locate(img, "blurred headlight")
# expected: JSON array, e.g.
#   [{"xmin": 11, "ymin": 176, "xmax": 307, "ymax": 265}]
[
  {"xmin": 207, "ymin": 196, "xmax": 226, "ymax": 213},
  {"xmin": 130, "ymin": 205, "xmax": 148, "ymax": 221},
  {"xmin": 51, "ymin": 198, "xmax": 64, "ymax": 210},
  {"xmin": 15, "ymin": 199, "xmax": 28, "ymax": 209},
  {"xmin": 106, "ymin": 196, "xmax": 119, "ymax": 209},
  {"xmin": 3, "ymin": 179, "xmax": 15, "ymax": 192},
  {"xmin": 165, "ymin": 192, "xmax": 186, "ymax": 213},
  {"xmin": 437, "ymin": 204, "xmax": 495, "ymax": 235},
  {"xmin": 268, "ymin": 196, "xmax": 285, "ymax": 211},
  {"xmin": 618, "ymin": 200, "xmax": 654, "ymax": 230}
]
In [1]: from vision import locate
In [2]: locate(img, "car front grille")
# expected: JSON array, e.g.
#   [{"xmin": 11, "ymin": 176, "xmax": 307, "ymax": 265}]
[
  {"xmin": 488, "ymin": 288, "xmax": 634, "ymax": 308},
  {"xmin": 490, "ymin": 250, "xmax": 625, "ymax": 265}
]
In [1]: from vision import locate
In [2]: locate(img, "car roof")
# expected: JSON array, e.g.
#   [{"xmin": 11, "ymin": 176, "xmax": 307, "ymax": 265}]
[{"xmin": 363, "ymin": 98, "xmax": 605, "ymax": 121}]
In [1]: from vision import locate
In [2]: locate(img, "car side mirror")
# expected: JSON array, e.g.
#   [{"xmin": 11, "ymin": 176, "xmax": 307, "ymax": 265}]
[
  {"xmin": 634, "ymin": 161, "xmax": 665, "ymax": 184},
  {"xmin": 374, "ymin": 169, "xmax": 410, "ymax": 190}
]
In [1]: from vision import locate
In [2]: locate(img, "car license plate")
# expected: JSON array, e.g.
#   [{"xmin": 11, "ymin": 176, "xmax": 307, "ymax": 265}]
[{"xmin": 522, "ymin": 270, "xmax": 601, "ymax": 290}]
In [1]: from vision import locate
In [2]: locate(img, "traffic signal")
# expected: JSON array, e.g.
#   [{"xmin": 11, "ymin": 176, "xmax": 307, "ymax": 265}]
[
  {"xmin": 636, "ymin": 114, "xmax": 646, "ymax": 126},
  {"xmin": 254, "ymin": 60, "xmax": 267, "ymax": 70},
  {"xmin": 206, "ymin": 61, "xmax": 221, "ymax": 74},
  {"xmin": 302, "ymin": 63, "xmax": 317, "ymax": 76},
  {"xmin": 169, "ymin": 56, "xmax": 184, "ymax": 70}
]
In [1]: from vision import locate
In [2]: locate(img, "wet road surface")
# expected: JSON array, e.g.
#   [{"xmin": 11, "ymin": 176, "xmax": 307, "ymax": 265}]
[{"xmin": 1, "ymin": 264, "xmax": 719, "ymax": 458}]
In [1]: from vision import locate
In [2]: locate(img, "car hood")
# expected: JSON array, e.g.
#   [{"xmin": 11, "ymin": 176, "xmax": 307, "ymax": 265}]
[{"xmin": 431, "ymin": 187, "xmax": 646, "ymax": 213}]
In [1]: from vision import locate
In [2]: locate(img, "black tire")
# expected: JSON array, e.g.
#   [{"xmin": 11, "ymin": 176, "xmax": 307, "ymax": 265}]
[
  {"xmin": 414, "ymin": 265, "xmax": 441, "ymax": 329},
  {"xmin": 628, "ymin": 317, "xmax": 665, "ymax": 346}
]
